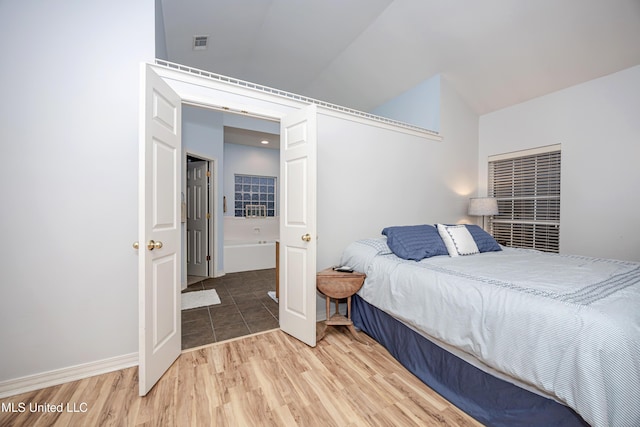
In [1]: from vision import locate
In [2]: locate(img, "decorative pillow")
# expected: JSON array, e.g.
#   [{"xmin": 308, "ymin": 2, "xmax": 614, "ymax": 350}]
[
  {"xmin": 436, "ymin": 224, "xmax": 479, "ymax": 257},
  {"xmin": 381, "ymin": 225, "xmax": 448, "ymax": 261},
  {"xmin": 465, "ymin": 224, "xmax": 502, "ymax": 252}
]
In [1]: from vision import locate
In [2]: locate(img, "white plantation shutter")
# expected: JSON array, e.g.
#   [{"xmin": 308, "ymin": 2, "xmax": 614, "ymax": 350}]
[{"xmin": 488, "ymin": 145, "xmax": 561, "ymax": 253}]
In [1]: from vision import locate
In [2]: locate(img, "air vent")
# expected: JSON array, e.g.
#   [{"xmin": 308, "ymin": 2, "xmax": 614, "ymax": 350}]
[{"xmin": 193, "ymin": 35, "xmax": 208, "ymax": 50}]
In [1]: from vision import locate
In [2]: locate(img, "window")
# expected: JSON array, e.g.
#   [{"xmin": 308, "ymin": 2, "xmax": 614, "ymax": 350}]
[
  {"xmin": 488, "ymin": 145, "xmax": 561, "ymax": 253},
  {"xmin": 234, "ymin": 174, "xmax": 277, "ymax": 217}
]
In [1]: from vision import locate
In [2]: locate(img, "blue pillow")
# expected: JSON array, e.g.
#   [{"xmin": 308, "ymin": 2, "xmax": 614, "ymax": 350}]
[
  {"xmin": 382, "ymin": 225, "xmax": 448, "ymax": 260},
  {"xmin": 465, "ymin": 225, "xmax": 501, "ymax": 252}
]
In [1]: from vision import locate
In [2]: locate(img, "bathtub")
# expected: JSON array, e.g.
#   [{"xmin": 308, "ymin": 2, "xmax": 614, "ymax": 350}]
[{"xmin": 224, "ymin": 240, "xmax": 277, "ymax": 273}]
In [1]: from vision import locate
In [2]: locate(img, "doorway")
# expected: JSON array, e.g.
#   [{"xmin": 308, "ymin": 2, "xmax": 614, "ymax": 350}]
[
  {"xmin": 181, "ymin": 116, "xmax": 282, "ymax": 351},
  {"xmin": 140, "ymin": 64, "xmax": 318, "ymax": 395}
]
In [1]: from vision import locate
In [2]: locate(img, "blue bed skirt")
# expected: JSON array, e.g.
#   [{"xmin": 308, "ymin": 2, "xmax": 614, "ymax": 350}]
[{"xmin": 351, "ymin": 294, "xmax": 588, "ymax": 427}]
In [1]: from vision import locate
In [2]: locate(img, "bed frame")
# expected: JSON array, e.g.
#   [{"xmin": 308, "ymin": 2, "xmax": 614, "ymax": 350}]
[{"xmin": 352, "ymin": 294, "xmax": 588, "ymax": 427}]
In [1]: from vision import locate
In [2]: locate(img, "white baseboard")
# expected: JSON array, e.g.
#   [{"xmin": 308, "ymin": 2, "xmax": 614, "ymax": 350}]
[{"xmin": 0, "ymin": 353, "xmax": 138, "ymax": 399}]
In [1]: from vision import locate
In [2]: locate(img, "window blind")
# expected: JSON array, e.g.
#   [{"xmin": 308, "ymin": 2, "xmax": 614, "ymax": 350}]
[{"xmin": 488, "ymin": 148, "xmax": 561, "ymax": 253}]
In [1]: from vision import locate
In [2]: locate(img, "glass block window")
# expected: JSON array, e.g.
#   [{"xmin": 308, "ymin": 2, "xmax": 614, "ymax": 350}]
[{"xmin": 234, "ymin": 174, "xmax": 277, "ymax": 217}]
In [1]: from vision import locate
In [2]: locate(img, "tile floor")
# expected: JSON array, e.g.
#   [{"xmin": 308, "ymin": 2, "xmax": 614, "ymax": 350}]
[{"xmin": 181, "ymin": 268, "xmax": 278, "ymax": 350}]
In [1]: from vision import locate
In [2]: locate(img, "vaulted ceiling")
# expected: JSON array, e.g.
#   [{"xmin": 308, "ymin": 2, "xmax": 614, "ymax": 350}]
[{"xmin": 160, "ymin": 0, "xmax": 640, "ymax": 116}]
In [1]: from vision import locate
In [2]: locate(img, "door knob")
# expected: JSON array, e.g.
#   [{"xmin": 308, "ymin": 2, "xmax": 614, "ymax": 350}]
[
  {"xmin": 147, "ymin": 240, "xmax": 163, "ymax": 250},
  {"xmin": 301, "ymin": 233, "xmax": 311, "ymax": 242},
  {"xmin": 133, "ymin": 241, "xmax": 139, "ymax": 250}
]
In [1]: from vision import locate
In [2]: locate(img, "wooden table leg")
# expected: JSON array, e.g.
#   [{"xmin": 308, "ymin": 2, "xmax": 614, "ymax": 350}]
[{"xmin": 316, "ymin": 321, "xmax": 328, "ymax": 342}]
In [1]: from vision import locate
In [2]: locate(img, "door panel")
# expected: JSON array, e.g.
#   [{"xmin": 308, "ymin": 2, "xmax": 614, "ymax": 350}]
[
  {"xmin": 284, "ymin": 246, "xmax": 307, "ymax": 316},
  {"xmin": 138, "ymin": 64, "xmax": 182, "ymax": 396},
  {"xmin": 153, "ymin": 255, "xmax": 178, "ymax": 346},
  {"xmin": 187, "ymin": 160, "xmax": 208, "ymax": 277},
  {"xmin": 279, "ymin": 105, "xmax": 317, "ymax": 347},
  {"xmin": 284, "ymin": 158, "xmax": 307, "ymax": 223}
]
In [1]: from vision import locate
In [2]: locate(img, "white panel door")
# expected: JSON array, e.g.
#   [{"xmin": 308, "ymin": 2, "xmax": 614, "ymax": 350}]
[
  {"xmin": 186, "ymin": 160, "xmax": 208, "ymax": 277},
  {"xmin": 279, "ymin": 104, "xmax": 317, "ymax": 347},
  {"xmin": 138, "ymin": 64, "xmax": 182, "ymax": 396}
]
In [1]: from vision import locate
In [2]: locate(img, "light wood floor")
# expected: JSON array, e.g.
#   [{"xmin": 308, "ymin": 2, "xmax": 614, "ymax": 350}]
[{"xmin": 0, "ymin": 327, "xmax": 483, "ymax": 426}]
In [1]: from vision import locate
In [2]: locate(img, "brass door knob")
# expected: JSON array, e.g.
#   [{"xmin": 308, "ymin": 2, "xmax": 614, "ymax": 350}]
[
  {"xmin": 133, "ymin": 241, "xmax": 139, "ymax": 249},
  {"xmin": 301, "ymin": 233, "xmax": 311, "ymax": 242},
  {"xmin": 147, "ymin": 240, "xmax": 163, "ymax": 250}
]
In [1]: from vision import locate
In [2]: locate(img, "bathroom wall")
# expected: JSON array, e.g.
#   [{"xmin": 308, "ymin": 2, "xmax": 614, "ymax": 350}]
[
  {"xmin": 223, "ymin": 142, "xmax": 280, "ymax": 218},
  {"xmin": 182, "ymin": 106, "xmax": 225, "ymax": 277},
  {"xmin": 224, "ymin": 216, "xmax": 279, "ymax": 242}
]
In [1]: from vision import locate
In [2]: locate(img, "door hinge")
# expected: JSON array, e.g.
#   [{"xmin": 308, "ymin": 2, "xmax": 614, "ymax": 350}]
[
  {"xmin": 206, "ymin": 255, "xmax": 211, "ymax": 261},
  {"xmin": 206, "ymin": 170, "xmax": 211, "ymax": 177},
  {"xmin": 206, "ymin": 212, "xmax": 211, "ymax": 219}
]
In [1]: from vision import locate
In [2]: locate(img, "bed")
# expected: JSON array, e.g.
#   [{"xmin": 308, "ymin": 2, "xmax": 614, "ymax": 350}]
[{"xmin": 340, "ymin": 224, "xmax": 640, "ymax": 427}]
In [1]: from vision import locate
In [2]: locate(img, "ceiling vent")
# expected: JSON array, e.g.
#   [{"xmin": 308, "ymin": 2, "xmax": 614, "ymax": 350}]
[{"xmin": 193, "ymin": 35, "xmax": 208, "ymax": 50}]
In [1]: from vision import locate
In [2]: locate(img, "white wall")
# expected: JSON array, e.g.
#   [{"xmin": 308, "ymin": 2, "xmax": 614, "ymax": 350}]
[
  {"xmin": 479, "ymin": 65, "xmax": 640, "ymax": 261},
  {"xmin": 0, "ymin": 0, "xmax": 154, "ymax": 382},
  {"xmin": 224, "ymin": 216, "xmax": 279, "ymax": 242},
  {"xmin": 317, "ymin": 76, "xmax": 479, "ymax": 269}
]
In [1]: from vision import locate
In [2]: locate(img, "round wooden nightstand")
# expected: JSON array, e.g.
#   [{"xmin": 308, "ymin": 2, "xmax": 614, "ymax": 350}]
[{"xmin": 316, "ymin": 267, "xmax": 366, "ymax": 341}]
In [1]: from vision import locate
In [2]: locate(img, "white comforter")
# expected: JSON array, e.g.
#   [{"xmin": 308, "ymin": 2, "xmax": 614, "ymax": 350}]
[{"xmin": 341, "ymin": 239, "xmax": 640, "ymax": 427}]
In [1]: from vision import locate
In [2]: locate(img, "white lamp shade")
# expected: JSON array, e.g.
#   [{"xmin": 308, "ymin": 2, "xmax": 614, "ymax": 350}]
[{"xmin": 468, "ymin": 197, "xmax": 499, "ymax": 216}]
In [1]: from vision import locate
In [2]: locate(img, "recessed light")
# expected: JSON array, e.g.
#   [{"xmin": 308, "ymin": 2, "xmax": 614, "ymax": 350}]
[{"xmin": 261, "ymin": 140, "xmax": 269, "ymax": 145}]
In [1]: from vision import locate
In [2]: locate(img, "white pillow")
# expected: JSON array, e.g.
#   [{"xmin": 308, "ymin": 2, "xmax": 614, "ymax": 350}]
[{"xmin": 437, "ymin": 224, "xmax": 479, "ymax": 257}]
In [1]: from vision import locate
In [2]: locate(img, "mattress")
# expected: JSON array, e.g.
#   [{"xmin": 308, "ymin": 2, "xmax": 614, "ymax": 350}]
[{"xmin": 341, "ymin": 238, "xmax": 640, "ymax": 427}]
